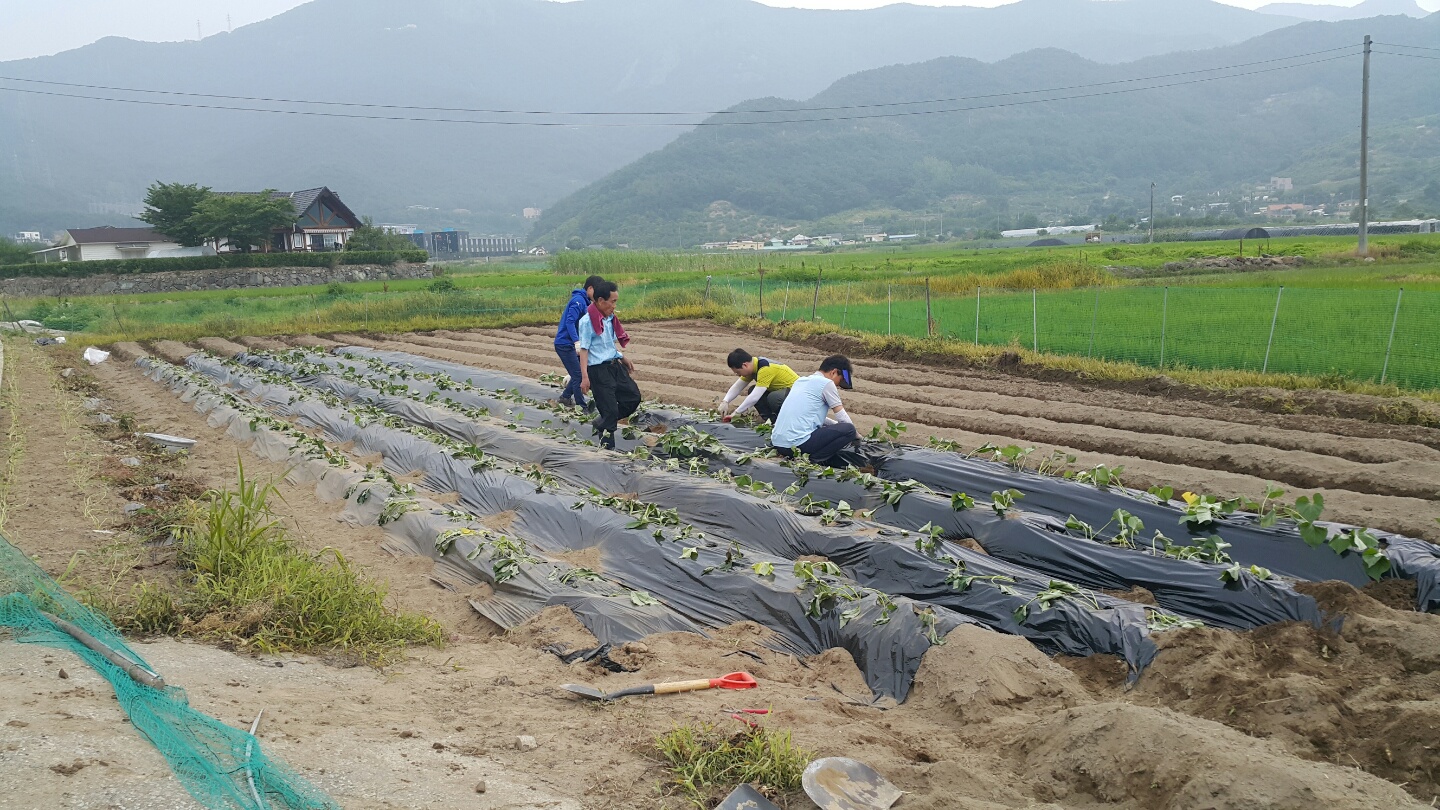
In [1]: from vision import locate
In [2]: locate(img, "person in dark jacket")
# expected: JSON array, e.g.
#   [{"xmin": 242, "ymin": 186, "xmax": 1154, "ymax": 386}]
[{"xmin": 554, "ymin": 275, "xmax": 604, "ymax": 408}]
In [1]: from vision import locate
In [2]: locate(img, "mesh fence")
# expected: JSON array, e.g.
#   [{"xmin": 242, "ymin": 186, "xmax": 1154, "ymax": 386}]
[
  {"xmin": 732, "ymin": 279, "xmax": 1437, "ymax": 391},
  {"xmin": 0, "ymin": 532, "xmax": 337, "ymax": 810}
]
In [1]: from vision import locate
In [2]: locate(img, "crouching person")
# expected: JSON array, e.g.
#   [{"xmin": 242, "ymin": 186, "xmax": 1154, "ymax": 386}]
[
  {"xmin": 578, "ymin": 280, "xmax": 641, "ymax": 450},
  {"xmin": 719, "ymin": 349, "xmax": 798, "ymax": 424},
  {"xmin": 770, "ymin": 354, "xmax": 857, "ymax": 467}
]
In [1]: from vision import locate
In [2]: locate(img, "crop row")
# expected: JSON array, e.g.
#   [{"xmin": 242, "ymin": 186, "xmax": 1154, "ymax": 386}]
[
  {"xmin": 268, "ymin": 346, "xmax": 1329, "ymax": 632},
  {"xmin": 318, "ymin": 344, "xmax": 1440, "ymax": 615},
  {"xmin": 161, "ymin": 353, "xmax": 992, "ymax": 700}
]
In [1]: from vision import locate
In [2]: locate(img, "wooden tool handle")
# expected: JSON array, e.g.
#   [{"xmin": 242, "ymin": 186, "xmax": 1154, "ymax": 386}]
[{"xmin": 653, "ymin": 679, "xmax": 715, "ymax": 695}]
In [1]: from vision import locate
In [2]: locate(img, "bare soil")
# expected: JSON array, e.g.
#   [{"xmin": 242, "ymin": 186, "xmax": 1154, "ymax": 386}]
[{"xmin": 2, "ymin": 325, "xmax": 1438, "ymax": 809}]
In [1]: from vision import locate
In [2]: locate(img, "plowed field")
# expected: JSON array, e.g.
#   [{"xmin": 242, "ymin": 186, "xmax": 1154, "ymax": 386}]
[
  {"xmin": 3, "ymin": 320, "xmax": 1438, "ymax": 810},
  {"xmin": 327, "ymin": 320, "xmax": 1440, "ymax": 542}
]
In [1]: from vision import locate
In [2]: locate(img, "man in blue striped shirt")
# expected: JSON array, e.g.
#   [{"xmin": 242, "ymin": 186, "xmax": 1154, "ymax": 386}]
[{"xmin": 578, "ymin": 280, "xmax": 641, "ymax": 450}]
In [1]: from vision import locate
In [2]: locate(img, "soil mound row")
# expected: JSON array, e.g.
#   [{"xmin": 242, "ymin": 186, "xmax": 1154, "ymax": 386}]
[{"xmin": 303, "ymin": 323, "xmax": 1440, "ymax": 542}]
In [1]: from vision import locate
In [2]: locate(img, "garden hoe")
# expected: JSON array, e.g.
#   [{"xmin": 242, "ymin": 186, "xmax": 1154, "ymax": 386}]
[
  {"xmin": 562, "ymin": 671, "xmax": 757, "ymax": 701},
  {"xmin": 802, "ymin": 757, "xmax": 903, "ymax": 810}
]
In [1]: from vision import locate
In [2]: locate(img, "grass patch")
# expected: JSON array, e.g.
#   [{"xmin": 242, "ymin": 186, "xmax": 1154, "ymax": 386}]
[
  {"xmin": 718, "ymin": 312, "xmax": 1440, "ymax": 411},
  {"xmin": 24, "ymin": 232, "xmax": 1440, "ymax": 395},
  {"xmin": 654, "ymin": 721, "xmax": 812, "ymax": 808},
  {"xmin": 116, "ymin": 460, "xmax": 442, "ymax": 664}
]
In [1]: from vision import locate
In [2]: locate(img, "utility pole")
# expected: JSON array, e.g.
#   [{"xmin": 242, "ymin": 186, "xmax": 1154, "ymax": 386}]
[
  {"xmin": 1357, "ymin": 34, "xmax": 1372, "ymax": 257},
  {"xmin": 1148, "ymin": 182, "xmax": 1155, "ymax": 244}
]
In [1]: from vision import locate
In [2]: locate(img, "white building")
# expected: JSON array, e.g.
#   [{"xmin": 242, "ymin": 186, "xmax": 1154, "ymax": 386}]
[
  {"xmin": 1000, "ymin": 224, "xmax": 1097, "ymax": 239},
  {"xmin": 12, "ymin": 231, "xmax": 43, "ymax": 244},
  {"xmin": 522, "ymin": 208, "xmax": 542, "ymax": 220},
  {"xmin": 31, "ymin": 226, "xmax": 181, "ymax": 263}
]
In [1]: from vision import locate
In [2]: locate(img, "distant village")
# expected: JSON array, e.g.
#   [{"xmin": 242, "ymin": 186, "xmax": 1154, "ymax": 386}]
[
  {"xmin": 6, "ymin": 175, "xmax": 1435, "ymax": 262},
  {"xmin": 699, "ymin": 232, "xmax": 921, "ymax": 251}
]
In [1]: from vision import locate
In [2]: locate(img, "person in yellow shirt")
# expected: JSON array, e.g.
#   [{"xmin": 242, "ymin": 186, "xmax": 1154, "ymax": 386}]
[{"xmin": 718, "ymin": 349, "xmax": 800, "ymax": 424}]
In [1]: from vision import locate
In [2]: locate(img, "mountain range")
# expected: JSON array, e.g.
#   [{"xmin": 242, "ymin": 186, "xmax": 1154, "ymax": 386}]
[
  {"xmin": 1257, "ymin": 0, "xmax": 1432, "ymax": 21},
  {"xmin": 0, "ymin": 0, "xmax": 1308, "ymax": 238},
  {"xmin": 529, "ymin": 13, "xmax": 1440, "ymax": 246}
]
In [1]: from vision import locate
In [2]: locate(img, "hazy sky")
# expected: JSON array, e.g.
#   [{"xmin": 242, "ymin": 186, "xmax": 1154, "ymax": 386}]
[{"xmin": 1, "ymin": 0, "xmax": 1433, "ymax": 62}]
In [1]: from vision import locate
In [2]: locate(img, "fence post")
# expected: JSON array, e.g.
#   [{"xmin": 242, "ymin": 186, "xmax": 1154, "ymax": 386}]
[
  {"xmin": 759, "ymin": 269, "xmax": 765, "ymax": 319},
  {"xmin": 1032, "ymin": 288, "xmax": 1038, "ymax": 353},
  {"xmin": 1158, "ymin": 286, "xmax": 1168, "ymax": 369},
  {"xmin": 1088, "ymin": 288, "xmax": 1098, "ymax": 357},
  {"xmin": 925, "ymin": 277, "xmax": 933, "ymax": 337},
  {"xmin": 1262, "ymin": 286, "xmax": 1283, "ymax": 373},
  {"xmin": 364, "ymin": 292, "xmax": 370, "ymax": 330},
  {"xmin": 842, "ymin": 282, "xmax": 851, "ymax": 328},
  {"xmin": 974, "ymin": 286, "xmax": 980, "ymax": 346},
  {"xmin": 887, "ymin": 284, "xmax": 892, "ymax": 335},
  {"xmin": 782, "ymin": 283, "xmax": 790, "ymax": 321},
  {"xmin": 811, "ymin": 268, "xmax": 823, "ymax": 321},
  {"xmin": 703, "ymin": 275, "xmax": 711, "ymax": 307},
  {"xmin": 1380, "ymin": 287, "xmax": 1404, "ymax": 385},
  {"xmin": 740, "ymin": 280, "xmax": 746, "ymax": 314}
]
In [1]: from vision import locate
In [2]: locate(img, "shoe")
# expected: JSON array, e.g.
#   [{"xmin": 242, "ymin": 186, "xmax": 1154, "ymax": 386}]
[
  {"xmin": 600, "ymin": 430, "xmax": 617, "ymax": 450},
  {"xmin": 558, "ymin": 395, "xmax": 575, "ymax": 408}
]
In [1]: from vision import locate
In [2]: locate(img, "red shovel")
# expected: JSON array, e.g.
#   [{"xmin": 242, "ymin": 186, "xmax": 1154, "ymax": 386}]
[{"xmin": 563, "ymin": 671, "xmax": 757, "ymax": 701}]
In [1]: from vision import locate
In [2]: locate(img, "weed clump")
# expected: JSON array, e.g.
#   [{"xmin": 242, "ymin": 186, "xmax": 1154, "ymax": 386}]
[
  {"xmin": 654, "ymin": 722, "xmax": 811, "ymax": 808},
  {"xmin": 122, "ymin": 461, "xmax": 442, "ymax": 664}
]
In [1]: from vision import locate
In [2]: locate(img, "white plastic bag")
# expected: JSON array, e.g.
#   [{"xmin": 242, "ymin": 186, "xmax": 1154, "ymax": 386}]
[{"xmin": 82, "ymin": 347, "xmax": 110, "ymax": 365}]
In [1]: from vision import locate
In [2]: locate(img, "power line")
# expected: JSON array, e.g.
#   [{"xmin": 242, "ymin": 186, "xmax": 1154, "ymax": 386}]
[
  {"xmin": 0, "ymin": 53, "xmax": 1358, "ymax": 128},
  {"xmin": 0, "ymin": 45, "xmax": 1358, "ymax": 117},
  {"xmin": 1373, "ymin": 49, "xmax": 1440, "ymax": 61},
  {"xmin": 1372, "ymin": 41, "xmax": 1440, "ymax": 53}
]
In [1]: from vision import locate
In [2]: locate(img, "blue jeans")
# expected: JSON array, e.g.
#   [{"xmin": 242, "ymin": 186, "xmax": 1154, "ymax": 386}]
[{"xmin": 555, "ymin": 343, "xmax": 587, "ymax": 407}]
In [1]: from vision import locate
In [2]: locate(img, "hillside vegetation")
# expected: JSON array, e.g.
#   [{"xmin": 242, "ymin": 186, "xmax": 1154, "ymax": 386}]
[
  {"xmin": 0, "ymin": 0, "xmax": 1303, "ymax": 237},
  {"xmin": 531, "ymin": 14, "xmax": 1440, "ymax": 247}
]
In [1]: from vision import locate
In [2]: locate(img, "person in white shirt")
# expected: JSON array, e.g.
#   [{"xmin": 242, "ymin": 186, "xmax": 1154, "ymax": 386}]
[{"xmin": 769, "ymin": 354, "xmax": 857, "ymax": 466}]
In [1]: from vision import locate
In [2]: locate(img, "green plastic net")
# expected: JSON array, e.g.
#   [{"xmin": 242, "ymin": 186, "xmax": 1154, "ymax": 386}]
[{"xmin": 0, "ymin": 531, "xmax": 338, "ymax": 810}]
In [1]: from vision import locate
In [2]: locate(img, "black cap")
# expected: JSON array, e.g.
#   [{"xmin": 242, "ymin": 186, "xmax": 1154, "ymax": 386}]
[{"xmin": 820, "ymin": 354, "xmax": 854, "ymax": 389}]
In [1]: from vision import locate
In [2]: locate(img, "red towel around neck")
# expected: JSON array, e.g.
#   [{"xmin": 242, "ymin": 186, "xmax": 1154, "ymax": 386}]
[{"xmin": 587, "ymin": 303, "xmax": 629, "ymax": 347}]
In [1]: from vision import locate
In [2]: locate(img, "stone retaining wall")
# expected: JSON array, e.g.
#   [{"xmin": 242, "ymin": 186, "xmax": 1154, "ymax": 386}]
[{"xmin": 0, "ymin": 262, "xmax": 434, "ymax": 297}]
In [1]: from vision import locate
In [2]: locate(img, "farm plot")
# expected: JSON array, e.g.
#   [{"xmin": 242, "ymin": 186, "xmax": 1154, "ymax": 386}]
[
  {"xmin": 7, "ymin": 326, "xmax": 1440, "ymax": 809},
  {"xmin": 96, "ymin": 322, "xmax": 1440, "ymax": 803}
]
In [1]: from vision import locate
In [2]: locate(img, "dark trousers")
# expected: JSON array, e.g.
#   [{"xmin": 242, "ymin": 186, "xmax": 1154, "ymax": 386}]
[
  {"xmin": 554, "ymin": 343, "xmax": 587, "ymax": 407},
  {"xmin": 755, "ymin": 388, "xmax": 788, "ymax": 423},
  {"xmin": 777, "ymin": 422, "xmax": 859, "ymax": 466},
  {"xmin": 588, "ymin": 360, "xmax": 641, "ymax": 445}
]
